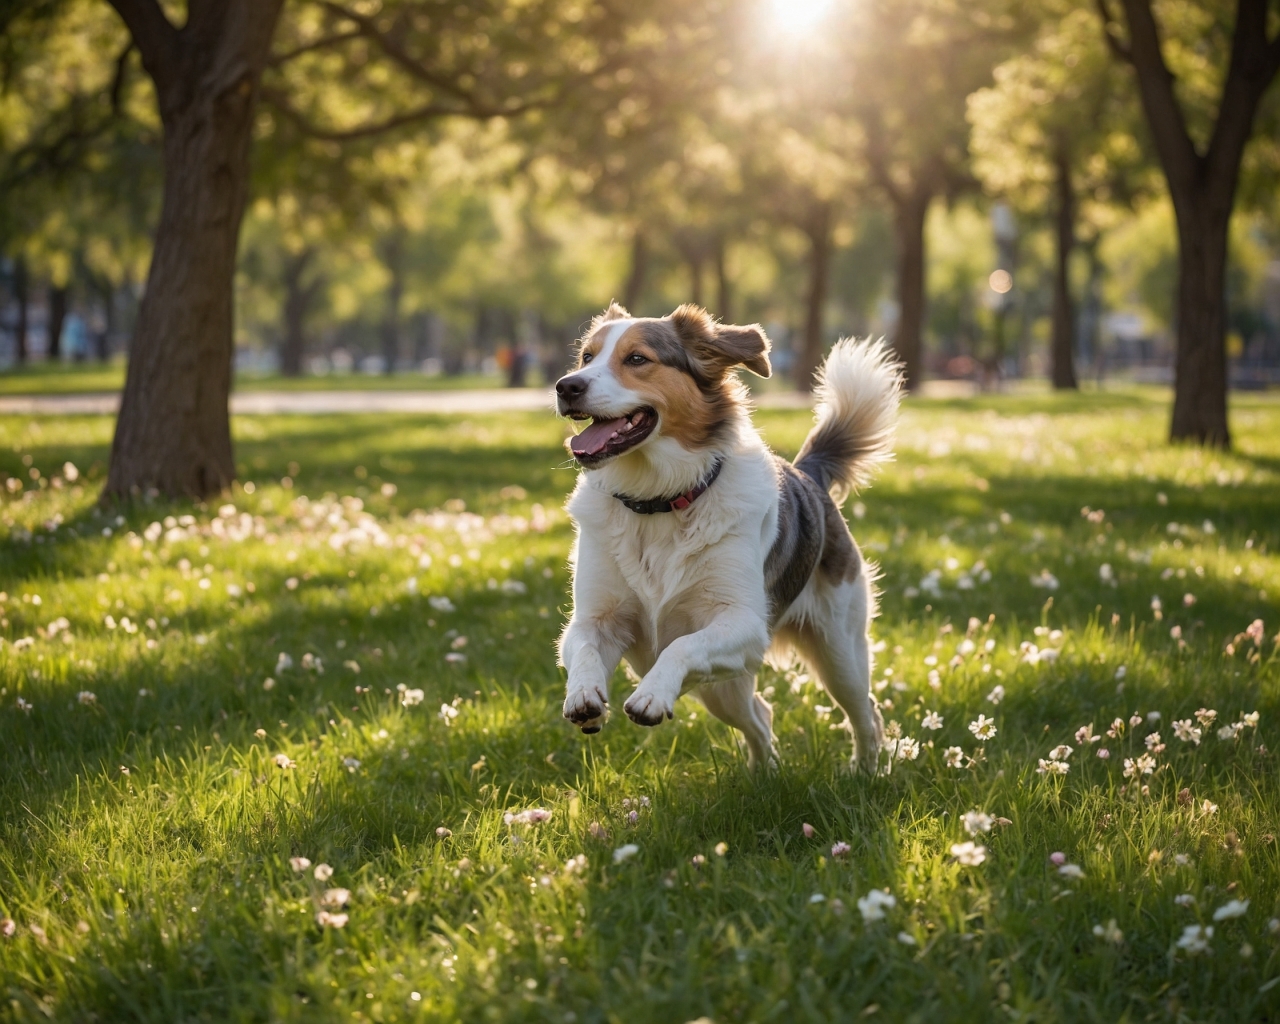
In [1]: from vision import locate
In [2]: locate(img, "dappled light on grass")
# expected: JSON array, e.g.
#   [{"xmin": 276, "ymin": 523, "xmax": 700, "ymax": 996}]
[{"xmin": 0, "ymin": 391, "xmax": 1278, "ymax": 1021}]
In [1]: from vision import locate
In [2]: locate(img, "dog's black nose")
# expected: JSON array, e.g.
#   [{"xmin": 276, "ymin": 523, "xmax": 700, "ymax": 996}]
[{"xmin": 555, "ymin": 375, "xmax": 587, "ymax": 400}]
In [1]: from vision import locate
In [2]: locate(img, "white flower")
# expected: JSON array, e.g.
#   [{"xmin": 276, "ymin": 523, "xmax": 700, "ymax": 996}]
[
  {"xmin": 1037, "ymin": 759, "xmax": 1069, "ymax": 775},
  {"xmin": 831, "ymin": 841, "xmax": 851, "ymax": 858},
  {"xmin": 1172, "ymin": 719, "xmax": 1202, "ymax": 745},
  {"xmin": 341, "ymin": 757, "xmax": 361, "ymax": 772},
  {"xmin": 1092, "ymin": 919, "xmax": 1123, "ymax": 944},
  {"xmin": 321, "ymin": 887, "xmax": 351, "ymax": 908},
  {"xmin": 1048, "ymin": 744, "xmax": 1072, "ymax": 761},
  {"xmin": 315, "ymin": 911, "xmax": 348, "ymax": 928},
  {"xmin": 564, "ymin": 854, "xmax": 588, "ymax": 875},
  {"xmin": 1213, "ymin": 899, "xmax": 1249, "ymax": 922},
  {"xmin": 1200, "ymin": 800, "xmax": 1218, "ymax": 816},
  {"xmin": 809, "ymin": 893, "xmax": 826, "ymax": 904},
  {"xmin": 894, "ymin": 737, "xmax": 920, "ymax": 761},
  {"xmin": 272, "ymin": 753, "xmax": 297, "ymax": 769},
  {"xmin": 897, "ymin": 931, "xmax": 917, "ymax": 945},
  {"xmin": 1144, "ymin": 732, "xmax": 1165, "ymax": 752},
  {"xmin": 961, "ymin": 811, "xmax": 993, "ymax": 836},
  {"xmin": 856, "ymin": 889, "xmax": 896, "ymax": 922},
  {"xmin": 289, "ymin": 857, "xmax": 312, "ymax": 872},
  {"xmin": 1122, "ymin": 754, "xmax": 1156, "ymax": 778},
  {"xmin": 921, "ymin": 711, "xmax": 944, "ymax": 730},
  {"xmin": 1057, "ymin": 863, "xmax": 1085, "ymax": 880},
  {"xmin": 1218, "ymin": 723, "xmax": 1242, "ymax": 741},
  {"xmin": 950, "ymin": 841, "xmax": 987, "ymax": 866},
  {"xmin": 313, "ymin": 864, "xmax": 334, "ymax": 881},
  {"xmin": 504, "ymin": 808, "xmax": 552, "ymax": 826},
  {"xmin": 1242, "ymin": 711, "xmax": 1259, "ymax": 728},
  {"xmin": 612, "ymin": 844, "xmax": 639, "ymax": 864},
  {"xmin": 1176, "ymin": 924, "xmax": 1213, "ymax": 954},
  {"xmin": 275, "ymin": 652, "xmax": 293, "ymax": 672},
  {"xmin": 986, "ymin": 685, "xmax": 1005, "ymax": 705},
  {"xmin": 1194, "ymin": 708, "xmax": 1217, "ymax": 728},
  {"xmin": 943, "ymin": 746, "xmax": 966, "ymax": 768},
  {"xmin": 1075, "ymin": 724, "xmax": 1099, "ymax": 745},
  {"xmin": 1030, "ymin": 570, "xmax": 1059, "ymax": 590},
  {"xmin": 968, "ymin": 715, "xmax": 997, "ymax": 740},
  {"xmin": 1174, "ymin": 894, "xmax": 1196, "ymax": 907},
  {"xmin": 428, "ymin": 596, "xmax": 455, "ymax": 612},
  {"xmin": 76, "ymin": 691, "xmax": 97, "ymax": 705},
  {"xmin": 400, "ymin": 688, "xmax": 425, "ymax": 707},
  {"xmin": 438, "ymin": 703, "xmax": 459, "ymax": 724}
]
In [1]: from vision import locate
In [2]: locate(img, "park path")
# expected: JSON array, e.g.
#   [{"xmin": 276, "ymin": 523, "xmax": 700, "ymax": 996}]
[{"xmin": 0, "ymin": 387, "xmax": 819, "ymax": 416}]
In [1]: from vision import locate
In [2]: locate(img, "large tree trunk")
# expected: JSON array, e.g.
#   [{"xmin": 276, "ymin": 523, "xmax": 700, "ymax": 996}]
[
  {"xmin": 714, "ymin": 237, "xmax": 732, "ymax": 323},
  {"xmin": 1102, "ymin": 0, "xmax": 1280, "ymax": 448},
  {"xmin": 379, "ymin": 232, "xmax": 404, "ymax": 375},
  {"xmin": 47, "ymin": 285, "xmax": 67, "ymax": 362},
  {"xmin": 280, "ymin": 247, "xmax": 315, "ymax": 377},
  {"xmin": 795, "ymin": 203, "xmax": 832, "ymax": 392},
  {"xmin": 104, "ymin": 0, "xmax": 284, "ymax": 499},
  {"xmin": 13, "ymin": 257, "xmax": 28, "ymax": 364},
  {"xmin": 1169, "ymin": 202, "xmax": 1231, "ymax": 445},
  {"xmin": 622, "ymin": 228, "xmax": 647, "ymax": 312},
  {"xmin": 1050, "ymin": 151, "xmax": 1078, "ymax": 390},
  {"xmin": 892, "ymin": 188, "xmax": 931, "ymax": 391}
]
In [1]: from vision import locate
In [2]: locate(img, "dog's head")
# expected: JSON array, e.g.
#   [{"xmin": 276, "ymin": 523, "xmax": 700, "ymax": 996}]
[{"xmin": 556, "ymin": 303, "xmax": 771, "ymax": 468}]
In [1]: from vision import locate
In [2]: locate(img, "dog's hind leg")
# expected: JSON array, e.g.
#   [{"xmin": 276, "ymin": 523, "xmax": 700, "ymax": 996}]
[
  {"xmin": 792, "ymin": 578, "xmax": 884, "ymax": 774},
  {"xmin": 697, "ymin": 675, "xmax": 777, "ymax": 770}
]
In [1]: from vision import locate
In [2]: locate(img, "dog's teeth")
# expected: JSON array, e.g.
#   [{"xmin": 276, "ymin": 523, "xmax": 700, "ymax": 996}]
[{"xmin": 621, "ymin": 422, "xmax": 631, "ymax": 432}]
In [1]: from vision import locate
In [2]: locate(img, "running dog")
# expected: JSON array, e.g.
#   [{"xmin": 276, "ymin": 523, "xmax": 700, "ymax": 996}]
[{"xmin": 555, "ymin": 302, "xmax": 901, "ymax": 771}]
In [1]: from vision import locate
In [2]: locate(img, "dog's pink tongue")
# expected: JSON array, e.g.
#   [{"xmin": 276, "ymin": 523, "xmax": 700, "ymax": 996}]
[{"xmin": 570, "ymin": 416, "xmax": 630, "ymax": 456}]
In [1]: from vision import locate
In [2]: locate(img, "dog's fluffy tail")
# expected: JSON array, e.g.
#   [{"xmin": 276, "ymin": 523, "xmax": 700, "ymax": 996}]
[{"xmin": 793, "ymin": 337, "xmax": 903, "ymax": 505}]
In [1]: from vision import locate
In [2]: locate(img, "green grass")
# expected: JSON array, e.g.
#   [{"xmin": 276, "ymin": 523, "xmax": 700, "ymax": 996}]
[
  {"xmin": 0, "ymin": 362, "xmax": 529, "ymax": 395},
  {"xmin": 1, "ymin": 389, "xmax": 1278, "ymax": 1023}
]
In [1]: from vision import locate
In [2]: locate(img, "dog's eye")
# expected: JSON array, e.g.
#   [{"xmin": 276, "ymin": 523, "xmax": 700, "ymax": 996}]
[
  {"xmin": 581, "ymin": 352, "xmax": 593, "ymax": 365},
  {"xmin": 625, "ymin": 353, "xmax": 648, "ymax": 366}
]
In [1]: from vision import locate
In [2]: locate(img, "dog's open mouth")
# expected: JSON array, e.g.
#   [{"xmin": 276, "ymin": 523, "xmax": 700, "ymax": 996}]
[{"xmin": 568, "ymin": 407, "xmax": 656, "ymax": 464}]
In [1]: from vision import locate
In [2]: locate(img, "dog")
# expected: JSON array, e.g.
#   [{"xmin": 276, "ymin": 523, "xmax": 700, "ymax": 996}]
[{"xmin": 555, "ymin": 302, "xmax": 901, "ymax": 772}]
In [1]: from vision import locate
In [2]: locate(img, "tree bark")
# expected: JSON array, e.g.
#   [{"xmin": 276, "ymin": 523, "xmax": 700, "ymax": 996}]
[
  {"xmin": 1102, "ymin": 0, "xmax": 1280, "ymax": 447},
  {"xmin": 1050, "ymin": 150, "xmax": 1078, "ymax": 390},
  {"xmin": 47, "ymin": 285, "xmax": 68, "ymax": 362},
  {"xmin": 104, "ymin": 0, "xmax": 284, "ymax": 499},
  {"xmin": 280, "ymin": 247, "xmax": 315, "ymax": 377},
  {"xmin": 379, "ymin": 232, "xmax": 404, "ymax": 375},
  {"xmin": 622, "ymin": 228, "xmax": 647, "ymax": 312},
  {"xmin": 13, "ymin": 257, "xmax": 28, "ymax": 364},
  {"xmin": 714, "ymin": 237, "xmax": 732, "ymax": 324},
  {"xmin": 1169, "ymin": 205, "xmax": 1231, "ymax": 445},
  {"xmin": 795, "ymin": 203, "xmax": 833, "ymax": 392},
  {"xmin": 892, "ymin": 188, "xmax": 931, "ymax": 391}
]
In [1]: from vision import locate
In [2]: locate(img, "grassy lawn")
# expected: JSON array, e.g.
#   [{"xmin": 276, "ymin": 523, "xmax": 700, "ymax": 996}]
[
  {"xmin": 1, "ymin": 389, "xmax": 1278, "ymax": 1023},
  {"xmin": 0, "ymin": 362, "xmax": 524, "ymax": 395}
]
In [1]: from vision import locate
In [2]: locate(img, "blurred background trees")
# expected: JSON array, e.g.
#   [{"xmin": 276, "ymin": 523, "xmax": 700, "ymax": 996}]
[{"xmin": 2, "ymin": 0, "xmax": 1279, "ymax": 494}]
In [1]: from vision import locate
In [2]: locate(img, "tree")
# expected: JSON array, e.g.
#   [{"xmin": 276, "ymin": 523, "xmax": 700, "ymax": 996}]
[
  {"xmin": 100, "ymin": 0, "xmax": 284, "ymax": 497},
  {"xmin": 969, "ymin": 6, "xmax": 1151, "ymax": 389},
  {"xmin": 95, "ymin": 0, "xmax": 611, "ymax": 498},
  {"xmin": 1096, "ymin": 0, "xmax": 1280, "ymax": 446}
]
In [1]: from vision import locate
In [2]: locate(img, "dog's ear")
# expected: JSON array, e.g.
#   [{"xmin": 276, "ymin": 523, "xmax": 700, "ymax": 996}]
[
  {"xmin": 601, "ymin": 301, "xmax": 630, "ymax": 322},
  {"xmin": 671, "ymin": 304, "xmax": 772, "ymax": 379}
]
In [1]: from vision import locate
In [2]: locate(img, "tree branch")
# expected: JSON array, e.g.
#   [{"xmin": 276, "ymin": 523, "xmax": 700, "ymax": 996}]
[
  {"xmin": 269, "ymin": 29, "xmax": 362, "ymax": 67},
  {"xmin": 109, "ymin": 41, "xmax": 134, "ymax": 115},
  {"xmin": 104, "ymin": 0, "xmax": 178, "ymax": 92},
  {"xmin": 261, "ymin": 87, "xmax": 547, "ymax": 142},
  {"xmin": 1094, "ymin": 0, "xmax": 1133, "ymax": 62},
  {"xmin": 317, "ymin": 1, "xmax": 480, "ymax": 104}
]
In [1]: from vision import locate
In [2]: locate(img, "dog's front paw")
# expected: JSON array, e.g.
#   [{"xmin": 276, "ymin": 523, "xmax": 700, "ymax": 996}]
[
  {"xmin": 563, "ymin": 686, "xmax": 608, "ymax": 734},
  {"xmin": 623, "ymin": 688, "xmax": 673, "ymax": 727}
]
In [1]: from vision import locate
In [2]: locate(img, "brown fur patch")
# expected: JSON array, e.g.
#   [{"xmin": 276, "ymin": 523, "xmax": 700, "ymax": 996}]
[{"xmin": 609, "ymin": 325, "xmax": 731, "ymax": 450}]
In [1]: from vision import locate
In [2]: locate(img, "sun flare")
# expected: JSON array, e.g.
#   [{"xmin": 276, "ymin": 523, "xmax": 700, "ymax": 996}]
[{"xmin": 768, "ymin": 0, "xmax": 833, "ymax": 35}]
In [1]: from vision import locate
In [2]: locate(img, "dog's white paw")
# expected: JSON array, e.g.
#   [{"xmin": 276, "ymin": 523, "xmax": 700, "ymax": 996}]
[
  {"xmin": 563, "ymin": 685, "xmax": 608, "ymax": 734},
  {"xmin": 623, "ymin": 688, "xmax": 673, "ymax": 727}
]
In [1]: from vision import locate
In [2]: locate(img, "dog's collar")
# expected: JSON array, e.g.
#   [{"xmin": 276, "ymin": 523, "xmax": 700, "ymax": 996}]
[{"xmin": 614, "ymin": 458, "xmax": 724, "ymax": 515}]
